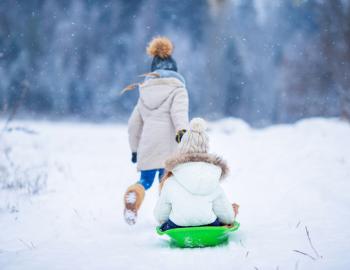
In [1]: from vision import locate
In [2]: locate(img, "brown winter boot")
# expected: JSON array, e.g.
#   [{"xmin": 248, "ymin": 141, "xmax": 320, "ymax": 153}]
[{"xmin": 123, "ymin": 183, "xmax": 145, "ymax": 225}]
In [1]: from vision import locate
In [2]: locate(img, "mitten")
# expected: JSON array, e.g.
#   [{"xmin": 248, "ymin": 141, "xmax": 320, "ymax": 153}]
[
  {"xmin": 175, "ymin": 129, "xmax": 187, "ymax": 143},
  {"xmin": 131, "ymin": 152, "xmax": 137, "ymax": 163}
]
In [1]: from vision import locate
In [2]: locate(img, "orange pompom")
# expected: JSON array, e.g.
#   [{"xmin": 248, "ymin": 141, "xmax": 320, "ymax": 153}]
[{"xmin": 146, "ymin": 36, "xmax": 173, "ymax": 59}]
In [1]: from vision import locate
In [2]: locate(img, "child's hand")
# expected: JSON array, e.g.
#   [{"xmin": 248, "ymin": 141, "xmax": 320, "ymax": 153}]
[
  {"xmin": 175, "ymin": 129, "xmax": 187, "ymax": 143},
  {"xmin": 232, "ymin": 203, "xmax": 240, "ymax": 217},
  {"xmin": 131, "ymin": 152, "xmax": 137, "ymax": 163}
]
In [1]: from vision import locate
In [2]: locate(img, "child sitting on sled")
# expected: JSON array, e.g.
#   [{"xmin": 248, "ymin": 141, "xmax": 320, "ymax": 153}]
[
  {"xmin": 154, "ymin": 118, "xmax": 239, "ymax": 230},
  {"xmin": 123, "ymin": 36, "xmax": 189, "ymax": 225}
]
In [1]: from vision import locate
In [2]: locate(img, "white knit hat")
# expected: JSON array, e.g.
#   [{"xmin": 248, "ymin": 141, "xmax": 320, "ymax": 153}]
[{"xmin": 179, "ymin": 118, "xmax": 209, "ymax": 154}]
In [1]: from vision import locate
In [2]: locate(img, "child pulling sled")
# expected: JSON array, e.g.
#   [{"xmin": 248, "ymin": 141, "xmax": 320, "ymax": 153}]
[{"xmin": 124, "ymin": 37, "xmax": 189, "ymax": 225}]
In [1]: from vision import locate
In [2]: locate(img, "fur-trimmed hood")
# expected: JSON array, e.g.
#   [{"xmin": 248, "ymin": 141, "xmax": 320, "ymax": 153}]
[
  {"xmin": 164, "ymin": 153, "xmax": 229, "ymax": 196},
  {"xmin": 165, "ymin": 152, "xmax": 229, "ymax": 180}
]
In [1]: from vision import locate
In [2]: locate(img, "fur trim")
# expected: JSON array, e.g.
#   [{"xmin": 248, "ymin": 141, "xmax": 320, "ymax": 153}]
[
  {"xmin": 146, "ymin": 36, "xmax": 173, "ymax": 58},
  {"xmin": 159, "ymin": 171, "xmax": 173, "ymax": 193},
  {"xmin": 165, "ymin": 152, "xmax": 229, "ymax": 180}
]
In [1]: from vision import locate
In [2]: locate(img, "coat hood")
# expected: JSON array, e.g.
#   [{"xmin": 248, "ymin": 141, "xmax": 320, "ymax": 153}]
[
  {"xmin": 165, "ymin": 153, "xmax": 229, "ymax": 196},
  {"xmin": 139, "ymin": 77, "xmax": 184, "ymax": 110}
]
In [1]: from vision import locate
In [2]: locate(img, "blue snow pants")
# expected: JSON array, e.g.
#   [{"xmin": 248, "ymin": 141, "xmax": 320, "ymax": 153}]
[{"xmin": 138, "ymin": 169, "xmax": 165, "ymax": 190}]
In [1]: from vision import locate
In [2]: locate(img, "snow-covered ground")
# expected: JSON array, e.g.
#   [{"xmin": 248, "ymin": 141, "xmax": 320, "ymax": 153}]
[{"xmin": 0, "ymin": 118, "xmax": 350, "ymax": 270}]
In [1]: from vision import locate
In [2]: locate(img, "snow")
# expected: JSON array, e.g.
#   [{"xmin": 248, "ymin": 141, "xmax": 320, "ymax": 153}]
[
  {"xmin": 0, "ymin": 129, "xmax": 49, "ymax": 212},
  {"xmin": 0, "ymin": 118, "xmax": 350, "ymax": 270}
]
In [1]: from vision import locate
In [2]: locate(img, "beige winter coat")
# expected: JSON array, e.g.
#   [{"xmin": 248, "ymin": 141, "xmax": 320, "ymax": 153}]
[{"xmin": 128, "ymin": 77, "xmax": 189, "ymax": 171}]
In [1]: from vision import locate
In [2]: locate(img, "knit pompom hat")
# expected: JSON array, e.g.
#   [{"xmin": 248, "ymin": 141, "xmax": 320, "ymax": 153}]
[
  {"xmin": 179, "ymin": 118, "xmax": 209, "ymax": 154},
  {"xmin": 146, "ymin": 36, "xmax": 178, "ymax": 72}
]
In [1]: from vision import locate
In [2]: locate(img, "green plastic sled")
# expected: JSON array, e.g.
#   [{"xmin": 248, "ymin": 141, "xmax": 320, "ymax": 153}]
[{"xmin": 156, "ymin": 221, "xmax": 240, "ymax": 248}]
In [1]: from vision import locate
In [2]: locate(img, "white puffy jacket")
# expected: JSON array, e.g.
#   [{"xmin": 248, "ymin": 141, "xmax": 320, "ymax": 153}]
[{"xmin": 154, "ymin": 153, "xmax": 235, "ymax": 226}]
